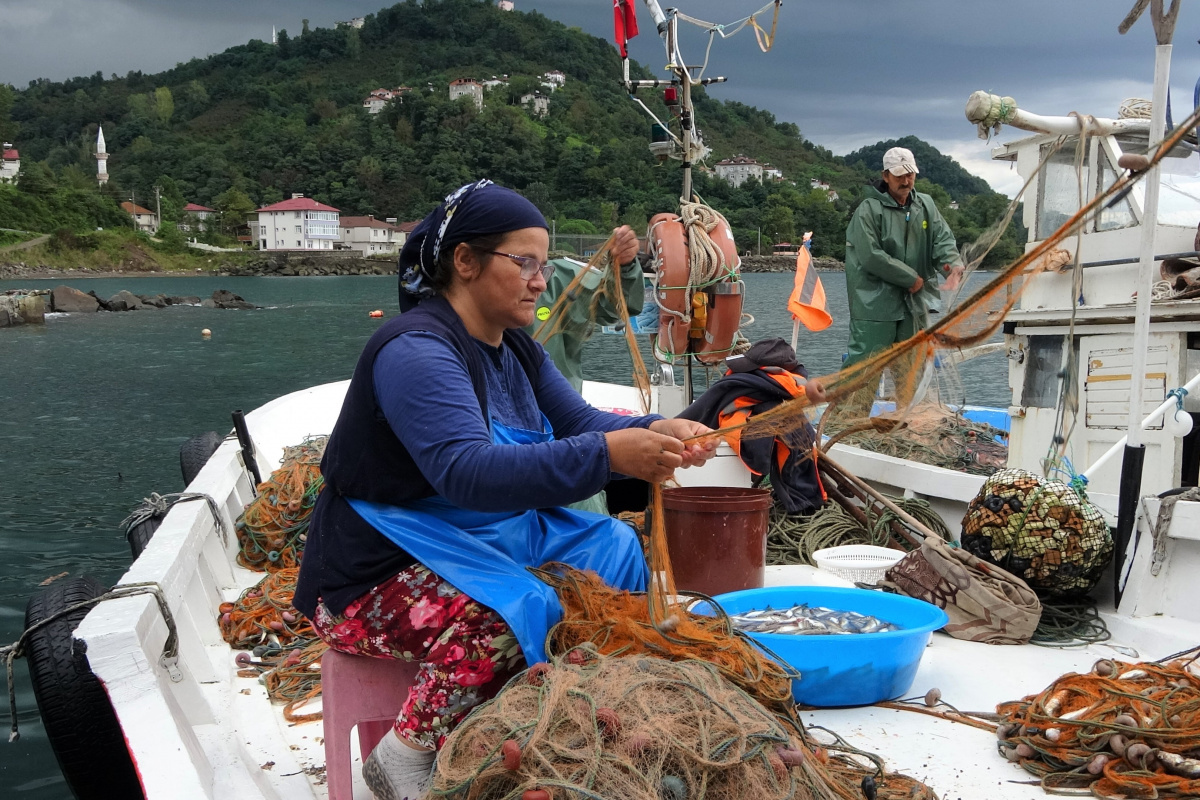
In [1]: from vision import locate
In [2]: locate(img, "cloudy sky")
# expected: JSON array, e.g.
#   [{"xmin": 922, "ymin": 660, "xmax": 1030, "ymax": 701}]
[{"xmin": 2, "ymin": 0, "xmax": 1198, "ymax": 195}]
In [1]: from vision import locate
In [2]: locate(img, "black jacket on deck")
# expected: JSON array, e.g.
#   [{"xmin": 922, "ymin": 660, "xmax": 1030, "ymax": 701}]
[
  {"xmin": 293, "ymin": 296, "xmax": 543, "ymax": 618},
  {"xmin": 679, "ymin": 369, "xmax": 823, "ymax": 514}
]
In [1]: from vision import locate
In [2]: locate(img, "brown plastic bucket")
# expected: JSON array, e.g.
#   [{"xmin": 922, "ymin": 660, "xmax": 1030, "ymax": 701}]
[{"xmin": 661, "ymin": 487, "xmax": 772, "ymax": 597}]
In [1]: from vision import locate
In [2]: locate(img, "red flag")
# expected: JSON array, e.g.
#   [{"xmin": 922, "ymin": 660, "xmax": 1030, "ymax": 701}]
[
  {"xmin": 613, "ymin": 0, "xmax": 639, "ymax": 58},
  {"xmin": 787, "ymin": 244, "xmax": 833, "ymax": 331}
]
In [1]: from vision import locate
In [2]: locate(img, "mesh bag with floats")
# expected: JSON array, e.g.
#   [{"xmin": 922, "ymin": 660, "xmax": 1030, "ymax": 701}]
[{"xmin": 961, "ymin": 468, "xmax": 1112, "ymax": 597}]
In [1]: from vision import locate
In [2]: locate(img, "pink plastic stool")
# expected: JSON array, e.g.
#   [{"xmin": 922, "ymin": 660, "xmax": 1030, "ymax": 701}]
[{"xmin": 322, "ymin": 649, "xmax": 420, "ymax": 800}]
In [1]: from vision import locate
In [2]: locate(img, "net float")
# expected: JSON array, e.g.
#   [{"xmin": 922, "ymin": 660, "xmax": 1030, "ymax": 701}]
[
  {"xmin": 525, "ymin": 662, "xmax": 551, "ymax": 685},
  {"xmin": 501, "ymin": 739, "xmax": 522, "ymax": 771},
  {"xmin": 234, "ymin": 652, "xmax": 253, "ymax": 666},
  {"xmin": 924, "ymin": 688, "xmax": 942, "ymax": 707},
  {"xmin": 776, "ymin": 746, "xmax": 805, "ymax": 767},
  {"xmin": 201, "ymin": 328, "xmax": 212, "ymax": 338},
  {"xmin": 268, "ymin": 620, "xmax": 284, "ymax": 632},
  {"xmin": 369, "ymin": 310, "xmax": 383, "ymax": 318},
  {"xmin": 1087, "ymin": 754, "xmax": 1111, "ymax": 775},
  {"xmin": 595, "ymin": 707, "xmax": 620, "ymax": 738},
  {"xmin": 281, "ymin": 611, "xmax": 297, "ymax": 624},
  {"xmin": 219, "ymin": 602, "xmax": 235, "ymax": 614},
  {"xmin": 521, "ymin": 791, "xmax": 550, "ymax": 800}
]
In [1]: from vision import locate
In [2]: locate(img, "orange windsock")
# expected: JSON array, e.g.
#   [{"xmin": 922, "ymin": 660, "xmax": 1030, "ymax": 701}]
[{"xmin": 787, "ymin": 245, "xmax": 832, "ymax": 331}]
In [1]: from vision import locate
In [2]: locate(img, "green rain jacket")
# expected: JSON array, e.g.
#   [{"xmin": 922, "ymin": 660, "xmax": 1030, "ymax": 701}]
[
  {"xmin": 525, "ymin": 256, "xmax": 645, "ymax": 392},
  {"xmin": 844, "ymin": 182, "xmax": 962, "ymax": 322}
]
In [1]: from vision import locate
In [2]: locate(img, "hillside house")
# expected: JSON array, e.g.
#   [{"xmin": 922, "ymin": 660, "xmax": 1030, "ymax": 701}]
[
  {"xmin": 362, "ymin": 87, "xmax": 410, "ymax": 114},
  {"xmin": 255, "ymin": 194, "xmax": 340, "ymax": 251},
  {"xmin": 339, "ymin": 215, "xmax": 404, "ymax": 256},
  {"xmin": 337, "ymin": 17, "xmax": 365, "ymax": 28},
  {"xmin": 121, "ymin": 201, "xmax": 159, "ymax": 234},
  {"xmin": 521, "ymin": 92, "xmax": 550, "ymax": 118},
  {"xmin": 714, "ymin": 156, "xmax": 763, "ymax": 187},
  {"xmin": 482, "ymin": 76, "xmax": 509, "ymax": 90},
  {"xmin": 179, "ymin": 202, "xmax": 215, "ymax": 233},
  {"xmin": 762, "ymin": 164, "xmax": 783, "ymax": 181},
  {"xmin": 541, "ymin": 70, "xmax": 566, "ymax": 90},
  {"xmin": 498, "ymin": 1, "xmax": 514, "ymax": 10},
  {"xmin": 449, "ymin": 79, "xmax": 483, "ymax": 110},
  {"xmin": 0, "ymin": 144, "xmax": 18, "ymax": 184}
]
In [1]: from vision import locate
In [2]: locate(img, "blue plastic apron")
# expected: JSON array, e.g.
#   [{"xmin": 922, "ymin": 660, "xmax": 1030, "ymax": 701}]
[{"xmin": 348, "ymin": 416, "xmax": 648, "ymax": 663}]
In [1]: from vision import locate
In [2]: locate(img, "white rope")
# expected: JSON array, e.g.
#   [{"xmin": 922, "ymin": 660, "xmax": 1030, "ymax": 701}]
[{"xmin": 1119, "ymin": 97, "xmax": 1153, "ymax": 119}]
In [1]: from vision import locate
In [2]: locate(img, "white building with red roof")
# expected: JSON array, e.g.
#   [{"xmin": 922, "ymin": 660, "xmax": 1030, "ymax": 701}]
[
  {"xmin": 120, "ymin": 200, "xmax": 159, "ymax": 234},
  {"xmin": 179, "ymin": 202, "xmax": 216, "ymax": 233},
  {"xmin": 0, "ymin": 144, "xmax": 18, "ymax": 184},
  {"xmin": 449, "ymin": 79, "xmax": 483, "ymax": 110},
  {"xmin": 714, "ymin": 155, "xmax": 764, "ymax": 187},
  {"xmin": 339, "ymin": 215, "xmax": 405, "ymax": 256},
  {"xmin": 254, "ymin": 194, "xmax": 340, "ymax": 251}
]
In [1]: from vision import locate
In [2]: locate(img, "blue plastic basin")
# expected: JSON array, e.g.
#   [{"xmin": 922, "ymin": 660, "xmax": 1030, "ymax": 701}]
[{"xmin": 697, "ymin": 586, "xmax": 949, "ymax": 707}]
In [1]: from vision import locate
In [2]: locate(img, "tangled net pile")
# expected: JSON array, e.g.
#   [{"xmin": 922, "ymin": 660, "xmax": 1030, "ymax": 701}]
[
  {"xmin": 218, "ymin": 437, "xmax": 329, "ymax": 720},
  {"xmin": 766, "ymin": 497, "xmax": 951, "ymax": 567},
  {"xmin": 433, "ymin": 647, "xmax": 936, "ymax": 800},
  {"xmin": 235, "ymin": 436, "xmax": 326, "ymax": 571},
  {"xmin": 823, "ymin": 406, "xmax": 1008, "ymax": 476},
  {"xmin": 997, "ymin": 656, "xmax": 1200, "ymax": 798}
]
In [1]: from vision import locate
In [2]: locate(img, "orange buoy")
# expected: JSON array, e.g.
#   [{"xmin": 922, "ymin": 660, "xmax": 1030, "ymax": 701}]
[{"xmin": 369, "ymin": 310, "xmax": 384, "ymax": 318}]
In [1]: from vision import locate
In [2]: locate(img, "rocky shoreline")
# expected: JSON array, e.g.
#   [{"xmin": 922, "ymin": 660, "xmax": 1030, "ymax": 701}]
[
  {"xmin": 2, "ymin": 252, "xmax": 844, "ymax": 281},
  {"xmin": 1, "ymin": 285, "xmax": 258, "ymax": 328}
]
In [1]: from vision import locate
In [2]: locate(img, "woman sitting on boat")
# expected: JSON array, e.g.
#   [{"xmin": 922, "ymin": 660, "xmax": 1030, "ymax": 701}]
[{"xmin": 294, "ymin": 178, "xmax": 715, "ymax": 800}]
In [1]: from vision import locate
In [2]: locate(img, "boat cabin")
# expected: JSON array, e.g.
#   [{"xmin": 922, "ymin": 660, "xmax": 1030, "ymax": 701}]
[{"xmin": 992, "ymin": 124, "xmax": 1200, "ymax": 498}]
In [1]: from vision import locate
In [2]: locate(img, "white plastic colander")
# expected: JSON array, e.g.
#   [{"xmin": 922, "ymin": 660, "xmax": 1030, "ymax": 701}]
[{"xmin": 812, "ymin": 545, "xmax": 905, "ymax": 584}]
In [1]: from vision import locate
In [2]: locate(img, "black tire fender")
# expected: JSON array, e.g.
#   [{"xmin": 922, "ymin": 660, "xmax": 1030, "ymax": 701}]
[
  {"xmin": 126, "ymin": 514, "xmax": 162, "ymax": 560},
  {"xmin": 24, "ymin": 576, "xmax": 145, "ymax": 800},
  {"xmin": 179, "ymin": 430, "xmax": 222, "ymax": 487}
]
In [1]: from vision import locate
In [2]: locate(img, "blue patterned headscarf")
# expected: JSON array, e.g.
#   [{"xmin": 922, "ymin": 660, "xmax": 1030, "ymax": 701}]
[{"xmin": 398, "ymin": 180, "xmax": 548, "ymax": 311}]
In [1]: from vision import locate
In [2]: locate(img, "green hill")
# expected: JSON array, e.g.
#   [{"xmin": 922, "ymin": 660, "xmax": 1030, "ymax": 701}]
[
  {"xmin": 0, "ymin": 0, "xmax": 1021, "ymax": 264},
  {"xmin": 843, "ymin": 136, "xmax": 992, "ymax": 201}
]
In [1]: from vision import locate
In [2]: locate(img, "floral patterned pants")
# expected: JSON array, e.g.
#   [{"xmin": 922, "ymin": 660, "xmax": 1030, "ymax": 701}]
[{"xmin": 311, "ymin": 564, "xmax": 526, "ymax": 749}]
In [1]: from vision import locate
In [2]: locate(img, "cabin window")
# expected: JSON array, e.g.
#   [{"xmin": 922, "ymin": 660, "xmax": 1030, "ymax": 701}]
[
  {"xmin": 1021, "ymin": 335, "xmax": 1064, "ymax": 408},
  {"xmin": 1037, "ymin": 144, "xmax": 1089, "ymax": 240},
  {"xmin": 1095, "ymin": 147, "xmax": 1137, "ymax": 231}
]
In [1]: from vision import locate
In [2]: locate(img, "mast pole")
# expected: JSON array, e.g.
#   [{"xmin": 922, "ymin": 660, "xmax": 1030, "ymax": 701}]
[{"xmin": 1114, "ymin": 40, "xmax": 1171, "ymax": 605}]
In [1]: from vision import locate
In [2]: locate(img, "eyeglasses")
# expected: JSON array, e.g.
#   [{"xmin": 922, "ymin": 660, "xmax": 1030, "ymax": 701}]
[{"xmin": 485, "ymin": 251, "xmax": 554, "ymax": 282}]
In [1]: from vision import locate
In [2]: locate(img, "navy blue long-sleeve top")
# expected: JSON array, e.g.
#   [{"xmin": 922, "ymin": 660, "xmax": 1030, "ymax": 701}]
[{"xmin": 373, "ymin": 331, "xmax": 661, "ymax": 511}]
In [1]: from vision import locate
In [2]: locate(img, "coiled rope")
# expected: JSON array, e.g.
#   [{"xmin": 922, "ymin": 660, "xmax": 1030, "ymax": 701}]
[{"xmin": 766, "ymin": 497, "xmax": 951, "ymax": 567}]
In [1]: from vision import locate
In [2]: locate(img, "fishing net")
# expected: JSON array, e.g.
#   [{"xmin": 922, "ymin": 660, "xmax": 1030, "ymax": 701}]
[
  {"xmin": 432, "ymin": 647, "xmax": 938, "ymax": 800},
  {"xmin": 821, "ymin": 406, "xmax": 1008, "ymax": 476},
  {"xmin": 996, "ymin": 655, "xmax": 1200, "ymax": 798},
  {"xmin": 234, "ymin": 435, "xmax": 326, "ymax": 571},
  {"xmin": 218, "ymin": 566, "xmax": 327, "ymax": 722},
  {"xmin": 961, "ymin": 468, "xmax": 1112, "ymax": 597}
]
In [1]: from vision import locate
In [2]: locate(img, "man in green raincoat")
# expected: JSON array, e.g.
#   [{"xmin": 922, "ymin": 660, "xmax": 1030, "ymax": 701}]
[
  {"xmin": 525, "ymin": 225, "xmax": 644, "ymax": 514},
  {"xmin": 844, "ymin": 147, "xmax": 963, "ymax": 368},
  {"xmin": 525, "ymin": 224, "xmax": 644, "ymax": 392}
]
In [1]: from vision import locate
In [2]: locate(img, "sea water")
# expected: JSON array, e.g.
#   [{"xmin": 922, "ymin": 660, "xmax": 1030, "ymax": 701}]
[{"xmin": 0, "ymin": 271, "xmax": 1007, "ymax": 797}]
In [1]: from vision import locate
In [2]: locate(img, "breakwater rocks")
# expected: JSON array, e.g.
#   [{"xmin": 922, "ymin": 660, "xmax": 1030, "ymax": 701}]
[
  {"xmin": 219, "ymin": 253, "xmax": 393, "ymax": 277},
  {"xmin": 0, "ymin": 286, "xmax": 257, "ymax": 328},
  {"xmin": 738, "ymin": 255, "xmax": 844, "ymax": 273}
]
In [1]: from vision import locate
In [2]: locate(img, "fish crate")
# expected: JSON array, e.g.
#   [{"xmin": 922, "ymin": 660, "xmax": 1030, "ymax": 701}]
[{"xmin": 812, "ymin": 545, "xmax": 904, "ymax": 584}]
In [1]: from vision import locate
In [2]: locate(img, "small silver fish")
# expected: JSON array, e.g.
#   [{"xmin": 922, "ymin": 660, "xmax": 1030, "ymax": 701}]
[{"xmin": 729, "ymin": 604, "xmax": 900, "ymax": 636}]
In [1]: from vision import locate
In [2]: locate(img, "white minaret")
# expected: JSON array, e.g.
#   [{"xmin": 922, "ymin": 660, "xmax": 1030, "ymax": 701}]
[
  {"xmin": 95, "ymin": 126, "xmax": 109, "ymax": 186},
  {"xmin": 272, "ymin": 26, "xmax": 277, "ymax": 44}
]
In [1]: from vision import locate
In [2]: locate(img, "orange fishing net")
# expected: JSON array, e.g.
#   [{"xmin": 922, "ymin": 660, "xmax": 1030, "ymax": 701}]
[
  {"xmin": 997, "ymin": 656, "xmax": 1200, "ymax": 797},
  {"xmin": 234, "ymin": 436, "xmax": 326, "ymax": 571},
  {"xmin": 218, "ymin": 566, "xmax": 328, "ymax": 722}
]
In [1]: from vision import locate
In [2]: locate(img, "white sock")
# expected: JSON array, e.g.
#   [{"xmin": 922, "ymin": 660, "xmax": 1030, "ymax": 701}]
[{"xmin": 363, "ymin": 731, "xmax": 436, "ymax": 800}]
